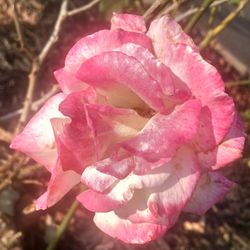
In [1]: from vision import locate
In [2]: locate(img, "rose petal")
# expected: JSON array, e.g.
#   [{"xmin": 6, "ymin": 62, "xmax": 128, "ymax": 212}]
[
  {"xmin": 65, "ymin": 29, "xmax": 153, "ymax": 74},
  {"xmin": 111, "ymin": 13, "xmax": 146, "ymax": 33},
  {"xmin": 10, "ymin": 93, "xmax": 65, "ymax": 172},
  {"xmin": 80, "ymin": 173, "xmax": 135, "ymax": 212},
  {"xmin": 54, "ymin": 92, "xmax": 98, "ymax": 173},
  {"xmin": 77, "ymin": 51, "xmax": 167, "ymax": 112},
  {"xmin": 121, "ymin": 99, "xmax": 201, "ymax": 162},
  {"xmin": 193, "ymin": 94, "xmax": 235, "ymax": 151},
  {"xmin": 54, "ymin": 68, "xmax": 86, "ymax": 94},
  {"xmin": 94, "ymin": 211, "xmax": 167, "ymax": 244},
  {"xmin": 147, "ymin": 16, "xmax": 235, "ymax": 149},
  {"xmin": 198, "ymin": 114, "xmax": 245, "ymax": 170},
  {"xmin": 58, "ymin": 90, "xmax": 147, "ymax": 173},
  {"xmin": 77, "ymin": 190, "xmax": 122, "ymax": 212},
  {"xmin": 81, "ymin": 166, "xmax": 118, "ymax": 192},
  {"xmin": 147, "ymin": 15, "xmax": 197, "ymax": 59},
  {"xmin": 184, "ymin": 172, "xmax": 235, "ymax": 215},
  {"xmin": 36, "ymin": 162, "xmax": 80, "ymax": 210},
  {"xmin": 114, "ymin": 43, "xmax": 191, "ymax": 107},
  {"xmin": 115, "ymin": 147, "xmax": 200, "ymax": 225}
]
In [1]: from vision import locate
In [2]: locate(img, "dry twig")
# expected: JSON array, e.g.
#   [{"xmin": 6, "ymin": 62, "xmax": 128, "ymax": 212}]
[
  {"xmin": 67, "ymin": 0, "xmax": 102, "ymax": 17},
  {"xmin": 199, "ymin": 0, "xmax": 249, "ymax": 50},
  {"xmin": 143, "ymin": 0, "xmax": 170, "ymax": 20},
  {"xmin": 14, "ymin": 0, "xmax": 104, "ymax": 135},
  {"xmin": 0, "ymin": 85, "xmax": 59, "ymax": 122},
  {"xmin": 184, "ymin": 0, "xmax": 215, "ymax": 33},
  {"xmin": 176, "ymin": 0, "xmax": 229, "ymax": 22},
  {"xmin": 0, "ymin": 127, "xmax": 12, "ymax": 143},
  {"xmin": 7, "ymin": 0, "xmax": 24, "ymax": 49},
  {"xmin": 14, "ymin": 0, "xmax": 68, "ymax": 134}
]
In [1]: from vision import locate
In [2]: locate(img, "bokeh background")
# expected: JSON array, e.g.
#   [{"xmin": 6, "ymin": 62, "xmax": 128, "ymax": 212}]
[{"xmin": 0, "ymin": 0, "xmax": 249, "ymax": 249}]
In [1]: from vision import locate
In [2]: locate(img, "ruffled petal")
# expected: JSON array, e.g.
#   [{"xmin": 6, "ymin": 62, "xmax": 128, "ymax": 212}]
[
  {"xmin": 58, "ymin": 90, "xmax": 147, "ymax": 173},
  {"xmin": 94, "ymin": 211, "xmax": 167, "ymax": 244},
  {"xmin": 36, "ymin": 162, "xmax": 80, "ymax": 210},
  {"xmin": 121, "ymin": 99, "xmax": 201, "ymax": 162},
  {"xmin": 80, "ymin": 175, "xmax": 135, "ymax": 212},
  {"xmin": 77, "ymin": 190, "xmax": 122, "ymax": 212},
  {"xmin": 77, "ymin": 51, "xmax": 167, "ymax": 112},
  {"xmin": 147, "ymin": 16, "xmax": 235, "ymax": 149},
  {"xmin": 65, "ymin": 29, "xmax": 153, "ymax": 74},
  {"xmin": 184, "ymin": 172, "xmax": 235, "ymax": 215},
  {"xmin": 198, "ymin": 114, "xmax": 245, "ymax": 170},
  {"xmin": 10, "ymin": 93, "xmax": 65, "ymax": 172},
  {"xmin": 81, "ymin": 166, "xmax": 118, "ymax": 193},
  {"xmin": 52, "ymin": 92, "xmax": 97, "ymax": 173},
  {"xmin": 111, "ymin": 13, "xmax": 146, "ymax": 33},
  {"xmin": 147, "ymin": 15, "xmax": 197, "ymax": 57},
  {"xmin": 193, "ymin": 93, "xmax": 235, "ymax": 151},
  {"xmin": 114, "ymin": 43, "xmax": 191, "ymax": 107},
  {"xmin": 168, "ymin": 44, "xmax": 234, "ymax": 151},
  {"xmin": 115, "ymin": 147, "xmax": 200, "ymax": 225},
  {"xmin": 54, "ymin": 68, "xmax": 86, "ymax": 94}
]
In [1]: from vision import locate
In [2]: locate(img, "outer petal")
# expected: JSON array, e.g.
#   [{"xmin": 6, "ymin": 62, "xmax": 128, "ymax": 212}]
[
  {"xmin": 79, "ymin": 176, "xmax": 135, "ymax": 212},
  {"xmin": 121, "ymin": 99, "xmax": 201, "ymax": 162},
  {"xmin": 94, "ymin": 211, "xmax": 167, "ymax": 244},
  {"xmin": 81, "ymin": 166, "xmax": 118, "ymax": 193},
  {"xmin": 10, "ymin": 93, "xmax": 65, "ymax": 172},
  {"xmin": 193, "ymin": 94, "xmax": 235, "ymax": 151},
  {"xmin": 115, "ymin": 147, "xmax": 201, "ymax": 225},
  {"xmin": 198, "ymin": 114, "xmax": 245, "ymax": 170},
  {"xmin": 147, "ymin": 15, "xmax": 197, "ymax": 57},
  {"xmin": 147, "ymin": 16, "xmax": 235, "ymax": 149},
  {"xmin": 80, "ymin": 147, "xmax": 200, "ymax": 219},
  {"xmin": 184, "ymin": 172, "xmax": 235, "ymax": 215},
  {"xmin": 65, "ymin": 29, "xmax": 153, "ymax": 74},
  {"xmin": 77, "ymin": 51, "xmax": 167, "ymax": 112},
  {"xmin": 36, "ymin": 162, "xmax": 80, "ymax": 210},
  {"xmin": 111, "ymin": 13, "xmax": 147, "ymax": 33},
  {"xmin": 54, "ymin": 68, "xmax": 86, "ymax": 94}
]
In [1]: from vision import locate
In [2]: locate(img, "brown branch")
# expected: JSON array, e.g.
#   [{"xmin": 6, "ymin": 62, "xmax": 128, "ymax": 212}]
[
  {"xmin": 199, "ymin": 0, "xmax": 249, "ymax": 50},
  {"xmin": 15, "ymin": 60, "xmax": 39, "ymax": 134},
  {"xmin": 157, "ymin": 0, "xmax": 188, "ymax": 17},
  {"xmin": 15, "ymin": 0, "xmax": 104, "ymax": 135},
  {"xmin": 143, "ymin": 0, "xmax": 170, "ymax": 20},
  {"xmin": 0, "ymin": 85, "xmax": 59, "ymax": 122},
  {"xmin": 38, "ymin": 0, "xmax": 68, "ymax": 64},
  {"xmin": 184, "ymin": 0, "xmax": 215, "ymax": 33},
  {"xmin": 226, "ymin": 79, "xmax": 250, "ymax": 87},
  {"xmin": 176, "ymin": 0, "xmax": 229, "ymax": 22},
  {"xmin": 0, "ymin": 127, "xmax": 12, "ymax": 143},
  {"xmin": 8, "ymin": 0, "xmax": 24, "ymax": 49},
  {"xmin": 14, "ymin": 0, "xmax": 68, "ymax": 134},
  {"xmin": 67, "ymin": 0, "xmax": 102, "ymax": 17}
]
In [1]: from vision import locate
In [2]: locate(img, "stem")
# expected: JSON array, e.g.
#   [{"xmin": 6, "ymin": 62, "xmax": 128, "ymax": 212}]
[
  {"xmin": 176, "ymin": 0, "xmax": 229, "ymax": 22},
  {"xmin": 208, "ymin": 5, "xmax": 217, "ymax": 26},
  {"xmin": 226, "ymin": 79, "xmax": 250, "ymax": 87},
  {"xmin": 46, "ymin": 200, "xmax": 79, "ymax": 250},
  {"xmin": 184, "ymin": 0, "xmax": 215, "ymax": 33},
  {"xmin": 67, "ymin": 0, "xmax": 102, "ymax": 17},
  {"xmin": 143, "ymin": 0, "xmax": 169, "ymax": 21},
  {"xmin": 8, "ymin": 0, "xmax": 24, "ymax": 49},
  {"xmin": 199, "ymin": 0, "xmax": 249, "ymax": 50}
]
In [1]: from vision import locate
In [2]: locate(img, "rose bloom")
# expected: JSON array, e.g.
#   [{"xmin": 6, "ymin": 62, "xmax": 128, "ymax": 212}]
[{"xmin": 11, "ymin": 14, "xmax": 245, "ymax": 244}]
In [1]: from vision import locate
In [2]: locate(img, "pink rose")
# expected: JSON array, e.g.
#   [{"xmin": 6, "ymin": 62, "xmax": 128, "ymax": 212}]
[{"xmin": 11, "ymin": 13, "xmax": 245, "ymax": 244}]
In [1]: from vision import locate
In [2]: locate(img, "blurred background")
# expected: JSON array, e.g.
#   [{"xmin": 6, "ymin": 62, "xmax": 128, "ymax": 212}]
[{"xmin": 0, "ymin": 0, "xmax": 249, "ymax": 249}]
